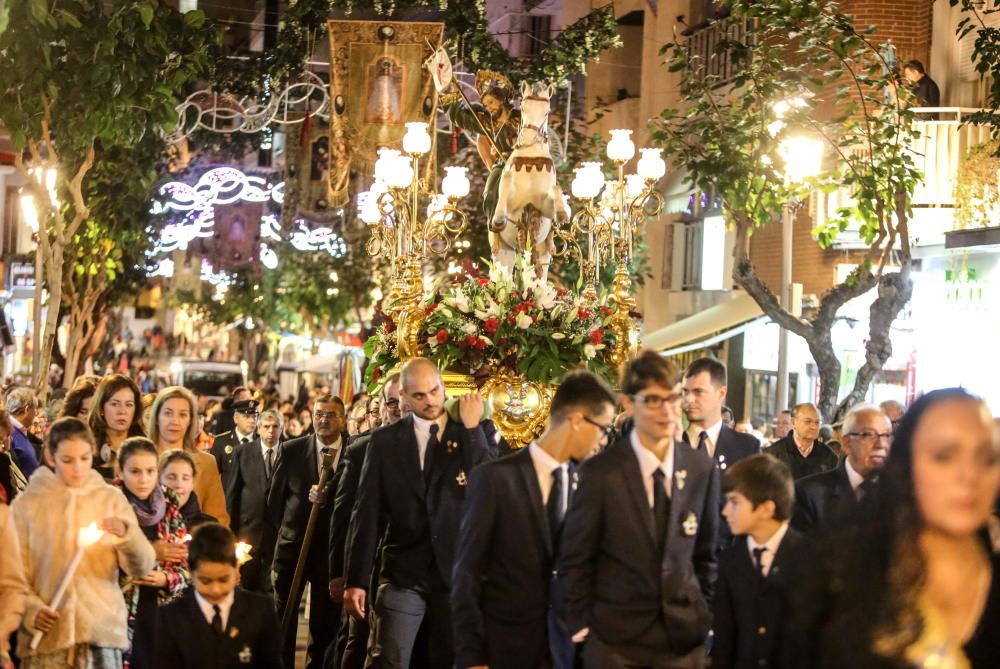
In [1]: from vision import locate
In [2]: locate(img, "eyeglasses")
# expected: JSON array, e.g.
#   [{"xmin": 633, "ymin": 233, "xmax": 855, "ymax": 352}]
[
  {"xmin": 846, "ymin": 431, "xmax": 893, "ymax": 443},
  {"xmin": 314, "ymin": 410, "xmax": 345, "ymax": 420},
  {"xmin": 383, "ymin": 398, "xmax": 400, "ymax": 408},
  {"xmin": 581, "ymin": 414, "xmax": 614, "ymax": 437},
  {"xmin": 629, "ymin": 393, "xmax": 682, "ymax": 409}
]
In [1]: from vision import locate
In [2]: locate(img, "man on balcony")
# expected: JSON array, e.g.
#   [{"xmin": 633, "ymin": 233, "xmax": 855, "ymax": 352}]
[{"xmin": 902, "ymin": 60, "xmax": 940, "ymax": 113}]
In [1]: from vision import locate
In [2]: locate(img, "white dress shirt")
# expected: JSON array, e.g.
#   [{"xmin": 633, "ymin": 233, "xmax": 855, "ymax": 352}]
[
  {"xmin": 235, "ymin": 428, "xmax": 254, "ymax": 445},
  {"xmin": 844, "ymin": 457, "xmax": 864, "ymax": 492},
  {"xmin": 194, "ymin": 589, "xmax": 235, "ymax": 629},
  {"xmin": 315, "ymin": 434, "xmax": 343, "ymax": 474},
  {"xmin": 261, "ymin": 441, "xmax": 278, "ymax": 470},
  {"xmin": 528, "ymin": 442, "xmax": 568, "ymax": 512},
  {"xmin": 686, "ymin": 420, "xmax": 723, "ymax": 458},
  {"xmin": 746, "ymin": 521, "xmax": 790, "ymax": 577},
  {"xmin": 412, "ymin": 413, "xmax": 448, "ymax": 470},
  {"xmin": 630, "ymin": 429, "xmax": 674, "ymax": 506}
]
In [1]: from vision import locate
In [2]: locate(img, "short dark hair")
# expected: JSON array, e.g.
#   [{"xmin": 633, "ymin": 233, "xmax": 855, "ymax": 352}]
[
  {"xmin": 620, "ymin": 350, "xmax": 679, "ymax": 396},
  {"xmin": 188, "ymin": 522, "xmax": 237, "ymax": 569},
  {"xmin": 315, "ymin": 395, "xmax": 345, "ymax": 411},
  {"xmin": 550, "ymin": 371, "xmax": 618, "ymax": 423},
  {"xmin": 723, "ymin": 454, "xmax": 795, "ymax": 521},
  {"xmin": 684, "ymin": 357, "xmax": 727, "ymax": 387},
  {"xmin": 903, "ymin": 59, "xmax": 925, "ymax": 74},
  {"xmin": 118, "ymin": 436, "xmax": 159, "ymax": 468},
  {"xmin": 158, "ymin": 448, "xmax": 197, "ymax": 477},
  {"xmin": 46, "ymin": 416, "xmax": 96, "ymax": 454}
]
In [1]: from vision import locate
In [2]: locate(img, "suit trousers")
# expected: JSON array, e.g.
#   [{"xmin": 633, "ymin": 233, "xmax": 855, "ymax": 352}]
[
  {"xmin": 583, "ymin": 632, "xmax": 705, "ymax": 669},
  {"xmin": 370, "ymin": 576, "xmax": 452, "ymax": 669},
  {"xmin": 240, "ymin": 549, "xmax": 274, "ymax": 596},
  {"xmin": 548, "ymin": 609, "xmax": 576, "ymax": 669},
  {"xmin": 336, "ymin": 609, "xmax": 370, "ymax": 669},
  {"xmin": 273, "ymin": 559, "xmax": 340, "ymax": 669}
]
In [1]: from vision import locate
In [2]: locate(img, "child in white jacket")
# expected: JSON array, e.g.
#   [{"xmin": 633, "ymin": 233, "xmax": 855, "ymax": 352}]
[{"xmin": 11, "ymin": 417, "xmax": 155, "ymax": 669}]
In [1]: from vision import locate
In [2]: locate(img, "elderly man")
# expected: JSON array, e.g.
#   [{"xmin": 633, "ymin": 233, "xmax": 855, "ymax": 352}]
[
  {"xmin": 772, "ymin": 410, "xmax": 793, "ymax": 442},
  {"xmin": 880, "ymin": 400, "xmax": 905, "ymax": 433},
  {"xmin": 226, "ymin": 408, "xmax": 282, "ymax": 594},
  {"xmin": 6, "ymin": 386, "xmax": 39, "ymax": 477},
  {"xmin": 792, "ymin": 404, "xmax": 893, "ymax": 535},
  {"xmin": 766, "ymin": 403, "xmax": 838, "ymax": 480}
]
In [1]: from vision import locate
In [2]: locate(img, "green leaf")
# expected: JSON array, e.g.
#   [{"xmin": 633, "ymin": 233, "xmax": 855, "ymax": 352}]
[{"xmin": 138, "ymin": 4, "xmax": 155, "ymax": 29}]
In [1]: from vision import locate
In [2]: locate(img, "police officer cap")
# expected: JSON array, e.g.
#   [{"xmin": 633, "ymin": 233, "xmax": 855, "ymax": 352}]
[{"xmin": 232, "ymin": 399, "xmax": 258, "ymax": 414}]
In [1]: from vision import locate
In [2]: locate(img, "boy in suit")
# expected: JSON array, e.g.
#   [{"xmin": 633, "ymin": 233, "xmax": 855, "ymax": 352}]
[
  {"xmin": 712, "ymin": 454, "xmax": 803, "ymax": 669},
  {"xmin": 452, "ymin": 370, "xmax": 618, "ymax": 669},
  {"xmin": 155, "ymin": 522, "xmax": 283, "ymax": 669},
  {"xmin": 559, "ymin": 351, "xmax": 719, "ymax": 669}
]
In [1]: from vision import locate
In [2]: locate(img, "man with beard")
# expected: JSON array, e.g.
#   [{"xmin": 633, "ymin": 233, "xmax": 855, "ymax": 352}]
[{"xmin": 344, "ymin": 358, "xmax": 490, "ymax": 669}]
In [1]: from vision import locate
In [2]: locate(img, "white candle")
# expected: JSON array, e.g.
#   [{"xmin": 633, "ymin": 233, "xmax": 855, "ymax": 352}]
[
  {"xmin": 30, "ymin": 522, "xmax": 105, "ymax": 650},
  {"xmin": 235, "ymin": 541, "xmax": 253, "ymax": 566}
]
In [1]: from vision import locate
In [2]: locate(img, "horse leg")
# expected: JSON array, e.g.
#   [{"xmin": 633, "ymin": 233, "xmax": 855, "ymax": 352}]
[
  {"xmin": 490, "ymin": 168, "xmax": 511, "ymax": 233},
  {"xmin": 490, "ymin": 229, "xmax": 517, "ymax": 273}
]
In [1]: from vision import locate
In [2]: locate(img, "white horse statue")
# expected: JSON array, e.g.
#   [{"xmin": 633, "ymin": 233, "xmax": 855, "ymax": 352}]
[{"xmin": 491, "ymin": 81, "xmax": 568, "ymax": 280}]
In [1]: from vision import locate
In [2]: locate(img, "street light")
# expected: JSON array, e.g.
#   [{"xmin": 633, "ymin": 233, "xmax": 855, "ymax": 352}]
[{"xmin": 775, "ymin": 133, "xmax": 824, "ymax": 413}]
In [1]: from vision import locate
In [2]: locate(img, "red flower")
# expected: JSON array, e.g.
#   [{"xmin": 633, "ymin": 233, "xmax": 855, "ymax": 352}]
[
  {"xmin": 507, "ymin": 316, "xmax": 516, "ymax": 325},
  {"xmin": 385, "ymin": 317, "xmax": 396, "ymax": 333},
  {"xmin": 498, "ymin": 338, "xmax": 509, "ymax": 347},
  {"xmin": 578, "ymin": 307, "xmax": 593, "ymax": 320},
  {"xmin": 477, "ymin": 277, "xmax": 490, "ymax": 286},
  {"xmin": 598, "ymin": 306, "xmax": 613, "ymax": 316},
  {"xmin": 426, "ymin": 303, "xmax": 438, "ymax": 316},
  {"xmin": 372, "ymin": 368, "xmax": 382, "ymax": 382},
  {"xmin": 484, "ymin": 317, "xmax": 500, "ymax": 334},
  {"xmin": 589, "ymin": 330, "xmax": 603, "ymax": 345},
  {"xmin": 556, "ymin": 288, "xmax": 568, "ymax": 297},
  {"xmin": 436, "ymin": 329, "xmax": 449, "ymax": 344},
  {"xmin": 464, "ymin": 335, "xmax": 478, "ymax": 348},
  {"xmin": 472, "ymin": 338, "xmax": 487, "ymax": 350}
]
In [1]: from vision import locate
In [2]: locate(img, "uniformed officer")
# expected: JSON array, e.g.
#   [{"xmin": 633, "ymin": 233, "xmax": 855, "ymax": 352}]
[{"xmin": 211, "ymin": 398, "xmax": 258, "ymax": 490}]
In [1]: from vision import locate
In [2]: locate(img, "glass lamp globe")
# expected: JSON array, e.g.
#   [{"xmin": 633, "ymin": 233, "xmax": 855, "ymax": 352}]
[
  {"xmin": 625, "ymin": 173, "xmax": 646, "ymax": 200},
  {"xmin": 441, "ymin": 166, "xmax": 471, "ymax": 199},
  {"xmin": 374, "ymin": 149, "xmax": 401, "ymax": 184},
  {"xmin": 607, "ymin": 129, "xmax": 635, "ymax": 162},
  {"xmin": 386, "ymin": 154, "xmax": 414, "ymax": 189},
  {"xmin": 403, "ymin": 122, "xmax": 432, "ymax": 156},
  {"xmin": 637, "ymin": 148, "xmax": 666, "ymax": 181}
]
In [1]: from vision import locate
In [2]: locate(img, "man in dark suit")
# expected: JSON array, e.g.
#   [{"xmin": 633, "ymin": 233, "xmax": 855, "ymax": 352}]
[
  {"xmin": 792, "ymin": 405, "xmax": 892, "ymax": 536},
  {"xmin": 268, "ymin": 394, "xmax": 348, "ymax": 669},
  {"xmin": 6, "ymin": 386, "xmax": 39, "ymax": 478},
  {"xmin": 765, "ymin": 403, "xmax": 837, "ymax": 480},
  {"xmin": 330, "ymin": 372, "xmax": 404, "ymax": 669},
  {"xmin": 682, "ymin": 357, "xmax": 760, "ymax": 551},
  {"xmin": 344, "ymin": 357, "xmax": 490, "ymax": 669},
  {"xmin": 155, "ymin": 522, "xmax": 283, "ymax": 669},
  {"xmin": 226, "ymin": 407, "xmax": 281, "ymax": 594},
  {"xmin": 212, "ymin": 398, "xmax": 258, "ymax": 489},
  {"xmin": 452, "ymin": 371, "xmax": 618, "ymax": 669},
  {"xmin": 559, "ymin": 351, "xmax": 719, "ymax": 669},
  {"xmin": 713, "ymin": 454, "xmax": 804, "ymax": 669}
]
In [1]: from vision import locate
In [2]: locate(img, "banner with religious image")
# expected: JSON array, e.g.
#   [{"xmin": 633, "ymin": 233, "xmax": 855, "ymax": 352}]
[{"xmin": 327, "ymin": 20, "xmax": 443, "ymax": 206}]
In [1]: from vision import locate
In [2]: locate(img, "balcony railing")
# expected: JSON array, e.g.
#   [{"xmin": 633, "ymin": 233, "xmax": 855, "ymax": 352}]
[
  {"xmin": 685, "ymin": 15, "xmax": 755, "ymax": 87},
  {"xmin": 815, "ymin": 108, "xmax": 991, "ymax": 250}
]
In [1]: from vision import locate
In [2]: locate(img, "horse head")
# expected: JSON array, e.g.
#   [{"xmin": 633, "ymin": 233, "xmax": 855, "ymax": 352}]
[{"xmin": 517, "ymin": 81, "xmax": 553, "ymax": 147}]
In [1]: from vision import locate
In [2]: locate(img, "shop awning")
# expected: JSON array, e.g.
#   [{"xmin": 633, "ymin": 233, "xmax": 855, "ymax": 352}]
[{"xmin": 641, "ymin": 293, "xmax": 767, "ymax": 356}]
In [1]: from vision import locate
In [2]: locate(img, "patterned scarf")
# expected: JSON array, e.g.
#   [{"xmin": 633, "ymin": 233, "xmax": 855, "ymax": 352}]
[{"xmin": 124, "ymin": 483, "xmax": 166, "ymax": 528}]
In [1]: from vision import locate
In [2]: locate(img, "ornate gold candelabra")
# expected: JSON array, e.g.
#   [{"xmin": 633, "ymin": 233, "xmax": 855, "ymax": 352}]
[{"xmin": 360, "ymin": 121, "xmax": 471, "ymax": 359}]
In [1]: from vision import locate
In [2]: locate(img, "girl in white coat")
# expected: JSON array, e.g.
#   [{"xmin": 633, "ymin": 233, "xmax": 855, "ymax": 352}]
[{"xmin": 11, "ymin": 417, "xmax": 155, "ymax": 669}]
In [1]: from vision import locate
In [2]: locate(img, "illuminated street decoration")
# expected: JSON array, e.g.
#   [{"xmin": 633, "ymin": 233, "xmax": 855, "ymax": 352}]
[
  {"xmin": 153, "ymin": 167, "xmax": 282, "ymax": 213},
  {"xmin": 289, "ymin": 221, "xmax": 347, "ymax": 257}
]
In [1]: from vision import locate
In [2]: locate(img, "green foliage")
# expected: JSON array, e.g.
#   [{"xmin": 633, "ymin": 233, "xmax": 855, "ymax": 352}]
[
  {"xmin": 951, "ymin": 1, "xmax": 1000, "ymax": 140},
  {"xmin": 651, "ymin": 0, "xmax": 921, "ymax": 250}
]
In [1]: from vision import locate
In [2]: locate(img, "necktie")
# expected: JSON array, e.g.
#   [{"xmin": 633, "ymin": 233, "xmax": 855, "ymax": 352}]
[
  {"xmin": 752, "ymin": 546, "xmax": 767, "ymax": 577},
  {"xmin": 547, "ymin": 466, "xmax": 565, "ymax": 544},
  {"xmin": 652, "ymin": 469, "xmax": 670, "ymax": 555},
  {"xmin": 423, "ymin": 423, "xmax": 440, "ymax": 481},
  {"xmin": 697, "ymin": 430, "xmax": 708, "ymax": 456},
  {"xmin": 240, "ymin": 437, "xmax": 249, "ymax": 446},
  {"xmin": 856, "ymin": 478, "xmax": 876, "ymax": 502},
  {"xmin": 264, "ymin": 448, "xmax": 274, "ymax": 479},
  {"xmin": 211, "ymin": 604, "xmax": 223, "ymax": 634}
]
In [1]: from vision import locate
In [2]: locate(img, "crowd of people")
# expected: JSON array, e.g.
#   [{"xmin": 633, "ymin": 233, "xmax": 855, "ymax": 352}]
[{"xmin": 0, "ymin": 351, "xmax": 997, "ymax": 669}]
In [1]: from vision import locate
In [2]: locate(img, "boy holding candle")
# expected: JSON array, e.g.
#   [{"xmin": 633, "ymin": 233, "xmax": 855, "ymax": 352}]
[
  {"xmin": 10, "ymin": 417, "xmax": 155, "ymax": 668},
  {"xmin": 154, "ymin": 522, "xmax": 282, "ymax": 669}
]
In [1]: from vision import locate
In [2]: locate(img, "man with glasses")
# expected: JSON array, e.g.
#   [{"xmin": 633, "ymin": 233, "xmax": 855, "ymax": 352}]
[
  {"xmin": 329, "ymin": 372, "xmax": 405, "ymax": 669},
  {"xmin": 344, "ymin": 357, "xmax": 490, "ymax": 669},
  {"xmin": 766, "ymin": 403, "xmax": 837, "ymax": 481},
  {"xmin": 792, "ymin": 404, "xmax": 892, "ymax": 536},
  {"xmin": 211, "ymin": 398, "xmax": 258, "ymax": 488},
  {"xmin": 268, "ymin": 394, "xmax": 349, "ymax": 669},
  {"xmin": 452, "ymin": 370, "xmax": 617, "ymax": 669},
  {"xmin": 559, "ymin": 351, "xmax": 719, "ymax": 669}
]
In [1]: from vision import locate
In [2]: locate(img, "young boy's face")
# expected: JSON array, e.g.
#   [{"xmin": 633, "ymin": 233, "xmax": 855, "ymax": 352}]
[
  {"xmin": 722, "ymin": 490, "xmax": 774, "ymax": 536},
  {"xmin": 193, "ymin": 560, "xmax": 237, "ymax": 604}
]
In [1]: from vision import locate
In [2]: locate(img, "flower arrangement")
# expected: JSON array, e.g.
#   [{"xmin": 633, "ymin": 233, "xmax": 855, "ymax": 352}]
[{"xmin": 364, "ymin": 257, "xmax": 620, "ymax": 390}]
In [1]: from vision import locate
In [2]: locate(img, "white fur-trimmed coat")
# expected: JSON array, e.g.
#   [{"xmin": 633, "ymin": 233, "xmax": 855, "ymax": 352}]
[
  {"xmin": 10, "ymin": 468, "xmax": 155, "ymax": 655},
  {"xmin": 0, "ymin": 503, "xmax": 28, "ymax": 654}
]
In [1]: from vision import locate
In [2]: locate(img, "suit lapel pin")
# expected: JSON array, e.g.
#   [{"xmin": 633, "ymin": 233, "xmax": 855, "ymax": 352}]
[
  {"xmin": 229, "ymin": 626, "xmax": 240, "ymax": 639},
  {"xmin": 238, "ymin": 645, "xmax": 252, "ymax": 663},
  {"xmin": 456, "ymin": 470, "xmax": 467, "ymax": 486},
  {"xmin": 225, "ymin": 445, "xmax": 234, "ymax": 454},
  {"xmin": 571, "ymin": 470, "xmax": 579, "ymax": 491},
  {"xmin": 675, "ymin": 469, "xmax": 687, "ymax": 491},
  {"xmin": 447, "ymin": 440, "xmax": 458, "ymax": 454},
  {"xmin": 682, "ymin": 511, "xmax": 698, "ymax": 536}
]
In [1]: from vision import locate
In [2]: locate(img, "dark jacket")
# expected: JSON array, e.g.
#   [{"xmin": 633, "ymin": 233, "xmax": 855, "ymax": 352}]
[
  {"xmin": 154, "ymin": 588, "xmax": 283, "ymax": 669},
  {"xmin": 345, "ymin": 415, "xmax": 490, "ymax": 591},
  {"xmin": 329, "ymin": 433, "xmax": 371, "ymax": 580},
  {"xmin": 212, "ymin": 430, "xmax": 255, "ymax": 490},
  {"xmin": 792, "ymin": 462, "xmax": 867, "ymax": 536},
  {"xmin": 451, "ymin": 447, "xmax": 573, "ymax": 669},
  {"xmin": 766, "ymin": 435, "xmax": 838, "ymax": 481},
  {"xmin": 10, "ymin": 425, "xmax": 38, "ymax": 478},
  {"xmin": 712, "ymin": 527, "xmax": 804, "ymax": 669},
  {"xmin": 226, "ymin": 440, "xmax": 279, "ymax": 592},
  {"xmin": 558, "ymin": 436, "xmax": 719, "ymax": 653}
]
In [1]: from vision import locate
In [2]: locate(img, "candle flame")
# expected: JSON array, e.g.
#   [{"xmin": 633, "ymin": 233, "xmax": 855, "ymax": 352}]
[
  {"xmin": 78, "ymin": 522, "xmax": 104, "ymax": 548},
  {"xmin": 183, "ymin": 534, "xmax": 192, "ymax": 543},
  {"xmin": 235, "ymin": 541, "xmax": 253, "ymax": 566}
]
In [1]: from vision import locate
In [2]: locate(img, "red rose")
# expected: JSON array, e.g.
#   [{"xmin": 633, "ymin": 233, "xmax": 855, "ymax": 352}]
[
  {"xmin": 477, "ymin": 277, "xmax": 490, "ymax": 286},
  {"xmin": 474, "ymin": 338, "xmax": 487, "ymax": 350},
  {"xmin": 436, "ymin": 329, "xmax": 449, "ymax": 344},
  {"xmin": 507, "ymin": 316, "xmax": 516, "ymax": 325},
  {"xmin": 556, "ymin": 288, "xmax": 568, "ymax": 297},
  {"xmin": 464, "ymin": 335, "xmax": 478, "ymax": 348},
  {"xmin": 589, "ymin": 330, "xmax": 603, "ymax": 345},
  {"xmin": 578, "ymin": 307, "xmax": 593, "ymax": 320},
  {"xmin": 484, "ymin": 317, "xmax": 500, "ymax": 334}
]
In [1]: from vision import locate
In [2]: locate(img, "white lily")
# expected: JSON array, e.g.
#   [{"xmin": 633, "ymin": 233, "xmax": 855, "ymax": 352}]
[{"xmin": 516, "ymin": 312, "xmax": 533, "ymax": 329}]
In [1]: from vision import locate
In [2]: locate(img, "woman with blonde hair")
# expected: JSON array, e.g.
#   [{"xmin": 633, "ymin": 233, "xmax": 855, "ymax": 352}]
[
  {"xmin": 89, "ymin": 375, "xmax": 146, "ymax": 481},
  {"xmin": 148, "ymin": 387, "xmax": 228, "ymax": 526}
]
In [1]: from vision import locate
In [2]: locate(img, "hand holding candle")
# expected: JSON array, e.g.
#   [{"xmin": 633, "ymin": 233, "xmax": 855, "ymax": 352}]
[
  {"xmin": 30, "ymin": 522, "xmax": 105, "ymax": 650},
  {"xmin": 235, "ymin": 541, "xmax": 253, "ymax": 567}
]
